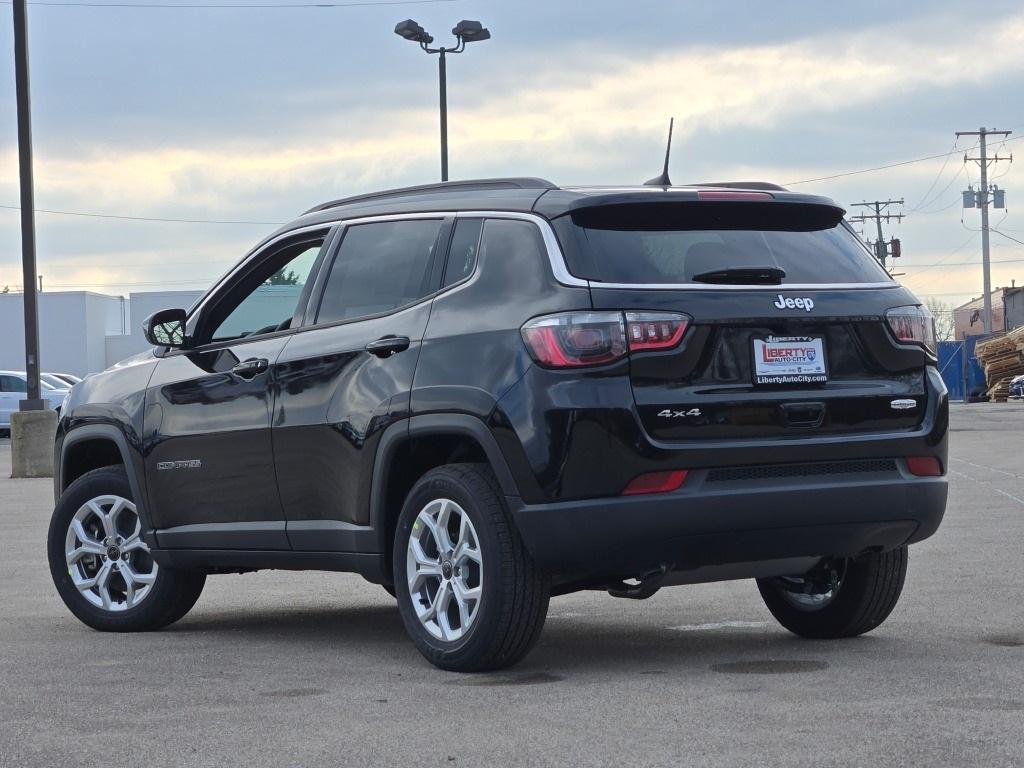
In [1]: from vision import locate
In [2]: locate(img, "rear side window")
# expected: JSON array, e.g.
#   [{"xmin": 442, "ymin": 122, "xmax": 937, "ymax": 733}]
[
  {"xmin": 553, "ymin": 202, "xmax": 891, "ymax": 285},
  {"xmin": 317, "ymin": 219, "xmax": 443, "ymax": 323}
]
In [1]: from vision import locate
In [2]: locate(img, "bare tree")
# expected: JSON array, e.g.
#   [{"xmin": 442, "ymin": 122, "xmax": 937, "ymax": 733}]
[{"xmin": 926, "ymin": 297, "xmax": 955, "ymax": 342}]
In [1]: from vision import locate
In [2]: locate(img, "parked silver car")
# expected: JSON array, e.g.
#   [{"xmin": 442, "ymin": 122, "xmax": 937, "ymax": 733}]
[{"xmin": 0, "ymin": 371, "xmax": 68, "ymax": 432}]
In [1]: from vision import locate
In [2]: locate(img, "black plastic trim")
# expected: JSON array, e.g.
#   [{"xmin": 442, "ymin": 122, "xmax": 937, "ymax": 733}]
[
  {"xmin": 155, "ymin": 521, "xmax": 289, "ymax": 550},
  {"xmin": 58, "ymin": 425, "xmax": 153, "ymax": 541},
  {"xmin": 150, "ymin": 549, "xmax": 386, "ymax": 581}
]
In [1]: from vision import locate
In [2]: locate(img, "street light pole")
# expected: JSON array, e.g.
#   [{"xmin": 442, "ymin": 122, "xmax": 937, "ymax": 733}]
[
  {"xmin": 438, "ymin": 47, "xmax": 448, "ymax": 182},
  {"xmin": 12, "ymin": 0, "xmax": 45, "ymax": 411},
  {"xmin": 395, "ymin": 19, "xmax": 491, "ymax": 183}
]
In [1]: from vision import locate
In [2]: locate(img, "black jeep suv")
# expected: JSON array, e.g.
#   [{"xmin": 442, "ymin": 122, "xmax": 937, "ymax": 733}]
[{"xmin": 49, "ymin": 178, "xmax": 948, "ymax": 671}]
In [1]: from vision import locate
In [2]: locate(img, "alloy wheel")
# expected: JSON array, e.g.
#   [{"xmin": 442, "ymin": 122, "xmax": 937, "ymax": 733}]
[
  {"xmin": 64, "ymin": 495, "xmax": 157, "ymax": 612},
  {"xmin": 406, "ymin": 498, "xmax": 483, "ymax": 642}
]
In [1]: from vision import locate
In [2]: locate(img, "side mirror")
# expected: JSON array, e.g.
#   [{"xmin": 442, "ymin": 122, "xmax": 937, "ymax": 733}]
[{"xmin": 143, "ymin": 308, "xmax": 188, "ymax": 348}]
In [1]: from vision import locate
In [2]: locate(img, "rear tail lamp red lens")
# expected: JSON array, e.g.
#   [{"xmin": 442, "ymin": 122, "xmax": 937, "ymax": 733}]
[
  {"xmin": 906, "ymin": 456, "xmax": 943, "ymax": 477},
  {"xmin": 885, "ymin": 305, "xmax": 936, "ymax": 354},
  {"xmin": 622, "ymin": 470, "xmax": 688, "ymax": 496},
  {"xmin": 521, "ymin": 311, "xmax": 689, "ymax": 368},
  {"xmin": 624, "ymin": 312, "xmax": 688, "ymax": 351}
]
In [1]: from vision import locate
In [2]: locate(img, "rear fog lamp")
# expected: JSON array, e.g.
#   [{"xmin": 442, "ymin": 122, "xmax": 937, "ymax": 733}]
[
  {"xmin": 906, "ymin": 456, "xmax": 943, "ymax": 477},
  {"xmin": 621, "ymin": 470, "xmax": 689, "ymax": 496}
]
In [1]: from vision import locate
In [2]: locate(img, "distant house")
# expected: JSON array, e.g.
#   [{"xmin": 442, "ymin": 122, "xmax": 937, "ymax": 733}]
[{"xmin": 953, "ymin": 285, "xmax": 1022, "ymax": 339}]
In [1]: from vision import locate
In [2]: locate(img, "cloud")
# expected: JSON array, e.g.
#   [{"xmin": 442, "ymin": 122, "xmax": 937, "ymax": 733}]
[{"xmin": 1, "ymin": 6, "xmax": 1022, "ymax": 293}]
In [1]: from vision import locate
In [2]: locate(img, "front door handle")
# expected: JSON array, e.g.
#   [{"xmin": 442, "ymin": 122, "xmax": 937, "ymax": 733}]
[
  {"xmin": 231, "ymin": 358, "xmax": 269, "ymax": 379},
  {"xmin": 365, "ymin": 335, "xmax": 411, "ymax": 359}
]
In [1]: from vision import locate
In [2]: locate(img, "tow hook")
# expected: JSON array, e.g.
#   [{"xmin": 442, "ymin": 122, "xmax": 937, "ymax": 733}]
[{"xmin": 607, "ymin": 564, "xmax": 672, "ymax": 600}]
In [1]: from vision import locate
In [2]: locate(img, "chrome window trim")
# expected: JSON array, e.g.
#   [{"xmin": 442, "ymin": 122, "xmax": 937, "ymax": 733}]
[
  {"xmin": 586, "ymin": 281, "xmax": 900, "ymax": 291},
  {"xmin": 188, "ymin": 211, "xmax": 903, "ymax": 329}
]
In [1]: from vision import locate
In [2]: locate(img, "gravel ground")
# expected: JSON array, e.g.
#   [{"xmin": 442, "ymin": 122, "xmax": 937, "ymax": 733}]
[{"xmin": 0, "ymin": 402, "xmax": 1022, "ymax": 768}]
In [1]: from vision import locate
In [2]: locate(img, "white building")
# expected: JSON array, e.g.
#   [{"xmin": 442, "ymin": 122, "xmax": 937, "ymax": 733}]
[{"xmin": 0, "ymin": 289, "xmax": 202, "ymax": 377}]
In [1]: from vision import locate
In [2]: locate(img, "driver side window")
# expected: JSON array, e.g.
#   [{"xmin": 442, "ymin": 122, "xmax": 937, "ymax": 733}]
[{"xmin": 203, "ymin": 235, "xmax": 326, "ymax": 343}]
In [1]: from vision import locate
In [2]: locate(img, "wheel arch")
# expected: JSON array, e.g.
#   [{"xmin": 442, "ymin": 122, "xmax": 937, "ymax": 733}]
[
  {"xmin": 58, "ymin": 425, "xmax": 153, "ymax": 538},
  {"xmin": 369, "ymin": 414, "xmax": 520, "ymax": 580}
]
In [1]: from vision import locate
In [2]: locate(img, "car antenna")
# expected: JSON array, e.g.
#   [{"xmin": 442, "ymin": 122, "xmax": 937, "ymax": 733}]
[{"xmin": 644, "ymin": 117, "xmax": 674, "ymax": 187}]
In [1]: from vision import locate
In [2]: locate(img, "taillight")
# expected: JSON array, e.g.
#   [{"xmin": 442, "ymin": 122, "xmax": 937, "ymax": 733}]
[
  {"xmin": 885, "ymin": 305, "xmax": 936, "ymax": 354},
  {"xmin": 521, "ymin": 311, "xmax": 690, "ymax": 368},
  {"xmin": 625, "ymin": 312, "xmax": 689, "ymax": 351},
  {"xmin": 521, "ymin": 312, "xmax": 627, "ymax": 368},
  {"xmin": 906, "ymin": 456, "xmax": 943, "ymax": 477}
]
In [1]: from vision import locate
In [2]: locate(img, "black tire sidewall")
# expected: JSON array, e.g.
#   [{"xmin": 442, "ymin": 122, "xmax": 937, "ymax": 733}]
[{"xmin": 393, "ymin": 467, "xmax": 508, "ymax": 665}]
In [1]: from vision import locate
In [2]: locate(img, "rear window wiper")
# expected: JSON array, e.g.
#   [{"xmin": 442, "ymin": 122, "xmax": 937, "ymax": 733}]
[{"xmin": 690, "ymin": 266, "xmax": 786, "ymax": 285}]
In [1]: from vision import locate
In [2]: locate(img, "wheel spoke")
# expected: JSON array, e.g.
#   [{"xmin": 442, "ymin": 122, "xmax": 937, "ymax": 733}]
[
  {"xmin": 121, "ymin": 561, "xmax": 156, "ymax": 586},
  {"xmin": 67, "ymin": 541, "xmax": 105, "ymax": 563},
  {"xmin": 89, "ymin": 501, "xmax": 115, "ymax": 539},
  {"xmin": 422, "ymin": 505, "xmax": 452, "ymax": 554},
  {"xmin": 451, "ymin": 581, "xmax": 472, "ymax": 628}
]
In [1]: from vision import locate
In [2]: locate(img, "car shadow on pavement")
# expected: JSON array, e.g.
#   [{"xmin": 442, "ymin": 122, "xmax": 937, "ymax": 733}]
[{"xmin": 160, "ymin": 601, "xmax": 896, "ymax": 676}]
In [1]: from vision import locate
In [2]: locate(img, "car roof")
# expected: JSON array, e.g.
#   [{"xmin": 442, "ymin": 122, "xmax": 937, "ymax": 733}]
[{"xmin": 269, "ymin": 178, "xmax": 843, "ymax": 243}]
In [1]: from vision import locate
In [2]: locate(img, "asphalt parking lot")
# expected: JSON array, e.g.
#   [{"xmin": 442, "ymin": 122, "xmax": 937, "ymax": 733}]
[{"xmin": 1, "ymin": 403, "xmax": 1022, "ymax": 768}]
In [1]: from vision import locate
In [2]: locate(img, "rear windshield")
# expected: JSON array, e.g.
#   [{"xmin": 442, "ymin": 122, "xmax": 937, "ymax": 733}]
[{"xmin": 553, "ymin": 202, "xmax": 892, "ymax": 285}]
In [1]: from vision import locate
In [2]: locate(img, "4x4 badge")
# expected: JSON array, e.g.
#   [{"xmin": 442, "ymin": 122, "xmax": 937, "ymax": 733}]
[{"xmin": 657, "ymin": 408, "xmax": 702, "ymax": 418}]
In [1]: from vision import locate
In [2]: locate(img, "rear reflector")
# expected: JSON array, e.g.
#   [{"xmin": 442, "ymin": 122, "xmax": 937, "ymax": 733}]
[
  {"xmin": 906, "ymin": 456, "xmax": 943, "ymax": 477},
  {"xmin": 622, "ymin": 470, "xmax": 688, "ymax": 496},
  {"xmin": 696, "ymin": 190, "xmax": 773, "ymax": 201}
]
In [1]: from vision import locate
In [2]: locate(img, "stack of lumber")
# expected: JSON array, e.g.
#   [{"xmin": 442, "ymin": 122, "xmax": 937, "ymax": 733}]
[{"xmin": 975, "ymin": 327, "xmax": 1024, "ymax": 401}]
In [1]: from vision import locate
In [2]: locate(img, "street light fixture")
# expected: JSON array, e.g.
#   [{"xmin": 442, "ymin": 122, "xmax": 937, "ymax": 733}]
[{"xmin": 394, "ymin": 18, "xmax": 491, "ymax": 182}]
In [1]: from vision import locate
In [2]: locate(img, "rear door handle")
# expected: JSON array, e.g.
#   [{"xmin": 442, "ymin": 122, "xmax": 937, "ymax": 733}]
[
  {"xmin": 365, "ymin": 336, "xmax": 410, "ymax": 359},
  {"xmin": 231, "ymin": 358, "xmax": 269, "ymax": 379}
]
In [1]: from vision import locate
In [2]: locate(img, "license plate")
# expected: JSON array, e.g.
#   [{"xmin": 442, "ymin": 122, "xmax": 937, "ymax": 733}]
[{"xmin": 752, "ymin": 335, "xmax": 827, "ymax": 385}]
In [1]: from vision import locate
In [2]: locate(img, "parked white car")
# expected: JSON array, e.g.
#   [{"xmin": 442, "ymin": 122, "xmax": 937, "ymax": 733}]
[{"xmin": 0, "ymin": 371, "xmax": 68, "ymax": 432}]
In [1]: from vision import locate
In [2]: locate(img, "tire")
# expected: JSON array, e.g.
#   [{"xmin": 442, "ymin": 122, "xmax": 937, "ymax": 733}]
[
  {"xmin": 48, "ymin": 465, "xmax": 206, "ymax": 632},
  {"xmin": 393, "ymin": 463, "xmax": 550, "ymax": 672},
  {"xmin": 757, "ymin": 547, "xmax": 908, "ymax": 639}
]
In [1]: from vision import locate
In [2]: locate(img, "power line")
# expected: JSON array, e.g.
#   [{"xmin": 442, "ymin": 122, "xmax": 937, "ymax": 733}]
[
  {"xmin": 906, "ymin": 139, "xmax": 958, "ymax": 212},
  {"xmin": 993, "ymin": 230, "xmax": 1024, "ymax": 248},
  {"xmin": 0, "ymin": 203, "xmax": 282, "ymax": 225},
  {"xmin": 785, "ymin": 135, "xmax": 1023, "ymax": 186}
]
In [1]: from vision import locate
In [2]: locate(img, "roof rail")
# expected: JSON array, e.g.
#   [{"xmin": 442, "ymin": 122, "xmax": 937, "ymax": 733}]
[
  {"xmin": 689, "ymin": 181, "xmax": 789, "ymax": 192},
  {"xmin": 304, "ymin": 177, "xmax": 559, "ymax": 215}
]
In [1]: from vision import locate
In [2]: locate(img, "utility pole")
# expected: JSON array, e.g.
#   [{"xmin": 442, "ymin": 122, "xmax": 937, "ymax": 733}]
[
  {"xmin": 12, "ymin": 0, "xmax": 44, "ymax": 411},
  {"xmin": 958, "ymin": 127, "xmax": 1012, "ymax": 334},
  {"xmin": 849, "ymin": 199, "xmax": 904, "ymax": 269}
]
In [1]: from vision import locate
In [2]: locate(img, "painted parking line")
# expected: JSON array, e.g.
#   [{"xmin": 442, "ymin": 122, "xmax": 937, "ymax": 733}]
[
  {"xmin": 950, "ymin": 457, "xmax": 1024, "ymax": 481},
  {"xmin": 668, "ymin": 620, "xmax": 768, "ymax": 632},
  {"xmin": 949, "ymin": 469, "xmax": 1024, "ymax": 507}
]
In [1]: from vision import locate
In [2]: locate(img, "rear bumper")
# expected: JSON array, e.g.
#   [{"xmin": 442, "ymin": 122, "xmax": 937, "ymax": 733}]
[{"xmin": 510, "ymin": 461, "xmax": 946, "ymax": 580}]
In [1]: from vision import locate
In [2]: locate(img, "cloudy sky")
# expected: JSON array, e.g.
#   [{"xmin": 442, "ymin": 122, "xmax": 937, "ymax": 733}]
[{"xmin": 1, "ymin": 0, "xmax": 1022, "ymax": 310}]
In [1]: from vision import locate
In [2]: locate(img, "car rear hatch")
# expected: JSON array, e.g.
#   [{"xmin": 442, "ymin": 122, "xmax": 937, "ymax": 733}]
[{"xmin": 549, "ymin": 191, "xmax": 935, "ymax": 442}]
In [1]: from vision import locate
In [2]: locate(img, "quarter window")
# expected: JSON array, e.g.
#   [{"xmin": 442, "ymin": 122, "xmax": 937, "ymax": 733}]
[
  {"xmin": 317, "ymin": 219, "xmax": 443, "ymax": 324},
  {"xmin": 442, "ymin": 219, "xmax": 483, "ymax": 288}
]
